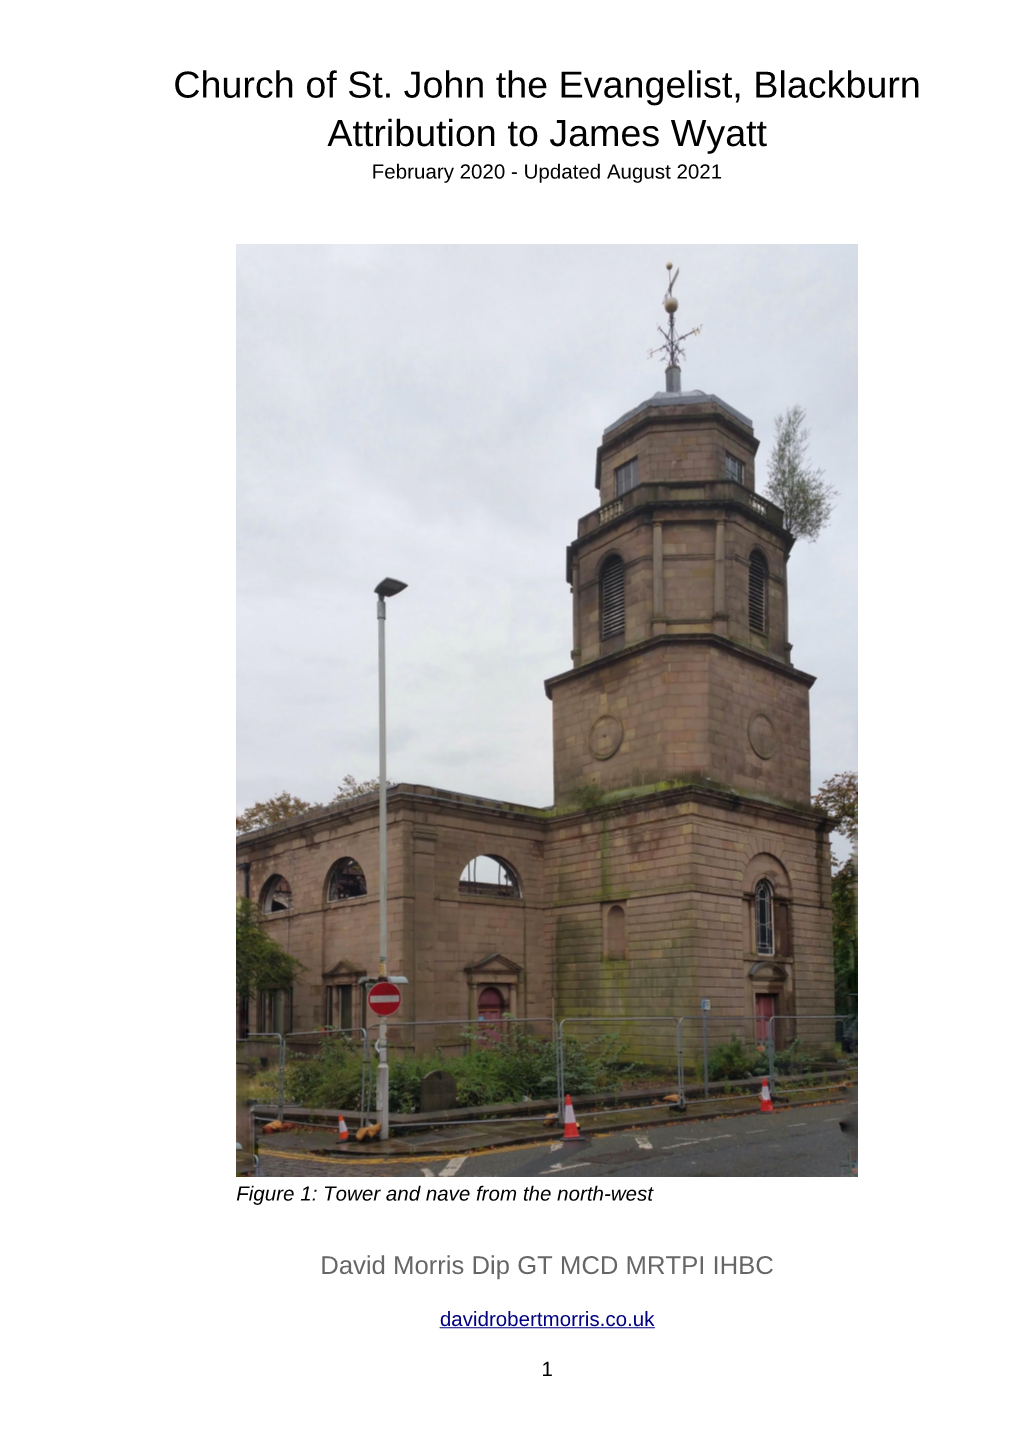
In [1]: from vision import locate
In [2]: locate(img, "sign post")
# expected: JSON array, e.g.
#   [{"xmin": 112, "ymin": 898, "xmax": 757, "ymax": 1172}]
[
  {"xmin": 373, "ymin": 577, "xmax": 407, "ymax": 1141},
  {"xmin": 367, "ymin": 981, "xmax": 402, "ymax": 1139},
  {"xmin": 701, "ymin": 998, "xmax": 711, "ymax": 1100}
]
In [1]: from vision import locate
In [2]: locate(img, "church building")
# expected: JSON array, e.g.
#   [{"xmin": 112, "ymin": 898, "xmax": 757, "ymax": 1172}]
[{"xmin": 236, "ymin": 285, "xmax": 834, "ymax": 1051}]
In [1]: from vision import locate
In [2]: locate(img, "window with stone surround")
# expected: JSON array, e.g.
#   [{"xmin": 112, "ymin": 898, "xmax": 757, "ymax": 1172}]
[
  {"xmin": 260, "ymin": 874, "xmax": 292, "ymax": 915},
  {"xmin": 749, "ymin": 549, "xmax": 768, "ymax": 634},
  {"xmin": 326, "ymin": 857, "xmax": 367, "ymax": 902},
  {"xmin": 725, "ymin": 452, "xmax": 746, "ymax": 484},
  {"xmin": 614, "ymin": 457, "xmax": 638, "ymax": 497},
  {"xmin": 600, "ymin": 554, "xmax": 626, "ymax": 639},
  {"xmin": 755, "ymin": 879, "xmax": 774, "ymax": 955}
]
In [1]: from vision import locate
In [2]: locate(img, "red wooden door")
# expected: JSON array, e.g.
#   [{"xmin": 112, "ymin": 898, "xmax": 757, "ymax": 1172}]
[
  {"xmin": 477, "ymin": 986, "xmax": 507, "ymax": 1045},
  {"xmin": 755, "ymin": 993, "xmax": 776, "ymax": 1045}
]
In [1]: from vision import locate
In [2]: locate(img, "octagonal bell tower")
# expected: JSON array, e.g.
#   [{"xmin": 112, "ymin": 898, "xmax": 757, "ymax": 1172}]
[{"xmin": 545, "ymin": 272, "xmax": 815, "ymax": 810}]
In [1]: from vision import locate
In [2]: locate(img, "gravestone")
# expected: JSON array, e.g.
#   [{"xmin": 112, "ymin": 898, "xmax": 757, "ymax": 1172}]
[{"xmin": 419, "ymin": 1070, "xmax": 458, "ymax": 1113}]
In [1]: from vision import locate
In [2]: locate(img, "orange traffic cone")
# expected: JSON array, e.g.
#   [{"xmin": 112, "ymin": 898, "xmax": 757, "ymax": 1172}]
[
  {"xmin": 562, "ymin": 1094, "xmax": 582, "ymax": 1141},
  {"xmin": 759, "ymin": 1078, "xmax": 774, "ymax": 1113},
  {"xmin": 337, "ymin": 1113, "xmax": 349, "ymax": 1141}
]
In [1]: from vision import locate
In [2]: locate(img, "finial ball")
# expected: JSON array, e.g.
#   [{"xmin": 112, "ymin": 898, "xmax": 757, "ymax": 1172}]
[
  {"xmin": 664, "ymin": 297, "xmax": 678, "ymax": 314},
  {"xmin": 666, "ymin": 261, "xmax": 673, "ymax": 270}
]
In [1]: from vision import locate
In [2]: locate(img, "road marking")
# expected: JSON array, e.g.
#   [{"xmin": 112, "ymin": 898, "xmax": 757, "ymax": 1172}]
[
  {"xmin": 663, "ymin": 1133, "xmax": 733, "ymax": 1149},
  {"xmin": 635, "ymin": 1133, "xmax": 653, "ymax": 1150},
  {"xmin": 440, "ymin": 1155, "xmax": 466, "ymax": 1177},
  {"xmin": 550, "ymin": 1141, "xmax": 564, "ymax": 1153},
  {"xmin": 420, "ymin": 1168, "xmax": 435, "ymax": 1177},
  {"xmin": 541, "ymin": 1163, "xmax": 592, "ymax": 1174},
  {"xmin": 787, "ymin": 1123, "xmax": 807, "ymax": 1129}
]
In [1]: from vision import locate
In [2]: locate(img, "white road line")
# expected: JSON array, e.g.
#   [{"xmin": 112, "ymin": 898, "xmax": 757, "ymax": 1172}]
[
  {"xmin": 787, "ymin": 1123, "xmax": 808, "ymax": 1129},
  {"xmin": 663, "ymin": 1133, "xmax": 733, "ymax": 1149},
  {"xmin": 420, "ymin": 1168, "xmax": 435, "ymax": 1177},
  {"xmin": 541, "ymin": 1162, "xmax": 592, "ymax": 1174},
  {"xmin": 549, "ymin": 1141, "xmax": 564, "ymax": 1153},
  {"xmin": 635, "ymin": 1133, "xmax": 653, "ymax": 1150},
  {"xmin": 439, "ymin": 1156, "xmax": 466, "ymax": 1177}
]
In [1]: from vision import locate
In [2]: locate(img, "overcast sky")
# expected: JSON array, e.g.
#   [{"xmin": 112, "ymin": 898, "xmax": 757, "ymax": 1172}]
[{"xmin": 237, "ymin": 244, "xmax": 856, "ymax": 831}]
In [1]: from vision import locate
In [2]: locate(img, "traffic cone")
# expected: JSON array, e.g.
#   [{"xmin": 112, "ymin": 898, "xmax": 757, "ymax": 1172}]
[
  {"xmin": 562, "ymin": 1094, "xmax": 582, "ymax": 1141},
  {"xmin": 337, "ymin": 1113, "xmax": 349, "ymax": 1141},
  {"xmin": 759, "ymin": 1077, "xmax": 774, "ymax": 1113}
]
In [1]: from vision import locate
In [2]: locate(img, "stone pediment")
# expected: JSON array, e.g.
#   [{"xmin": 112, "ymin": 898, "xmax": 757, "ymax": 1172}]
[
  {"xmin": 323, "ymin": 960, "xmax": 366, "ymax": 981},
  {"xmin": 748, "ymin": 959, "xmax": 789, "ymax": 982},
  {"xmin": 465, "ymin": 952, "xmax": 522, "ymax": 976}
]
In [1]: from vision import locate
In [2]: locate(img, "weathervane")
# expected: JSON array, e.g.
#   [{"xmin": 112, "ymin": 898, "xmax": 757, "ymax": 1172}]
[{"xmin": 649, "ymin": 262, "xmax": 701, "ymax": 393}]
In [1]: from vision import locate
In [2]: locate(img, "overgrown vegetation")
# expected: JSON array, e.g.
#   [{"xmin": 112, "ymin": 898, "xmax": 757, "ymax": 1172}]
[
  {"xmin": 706, "ymin": 1034, "xmax": 846, "ymax": 1081},
  {"xmin": 763, "ymin": 404, "xmax": 837, "ymax": 541},
  {"xmin": 569, "ymin": 780, "xmax": 606, "ymax": 810},
  {"xmin": 814, "ymin": 770, "xmax": 858, "ymax": 1017},
  {"xmin": 284, "ymin": 1027, "xmax": 631, "ymax": 1112},
  {"xmin": 236, "ymin": 897, "xmax": 302, "ymax": 1000},
  {"xmin": 237, "ymin": 775, "xmax": 383, "ymax": 832}
]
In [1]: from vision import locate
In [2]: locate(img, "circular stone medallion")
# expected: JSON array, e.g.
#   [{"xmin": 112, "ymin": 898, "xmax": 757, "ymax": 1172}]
[
  {"xmin": 589, "ymin": 714, "xmax": 624, "ymax": 761},
  {"xmin": 748, "ymin": 713, "xmax": 778, "ymax": 760}
]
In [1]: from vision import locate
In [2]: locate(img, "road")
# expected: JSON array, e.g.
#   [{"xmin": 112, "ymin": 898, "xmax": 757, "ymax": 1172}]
[{"xmin": 256, "ymin": 1101, "xmax": 856, "ymax": 1178}]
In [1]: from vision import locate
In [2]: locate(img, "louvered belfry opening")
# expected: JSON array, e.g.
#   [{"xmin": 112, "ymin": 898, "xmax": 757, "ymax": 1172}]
[
  {"xmin": 749, "ymin": 549, "xmax": 768, "ymax": 634},
  {"xmin": 600, "ymin": 554, "xmax": 626, "ymax": 639}
]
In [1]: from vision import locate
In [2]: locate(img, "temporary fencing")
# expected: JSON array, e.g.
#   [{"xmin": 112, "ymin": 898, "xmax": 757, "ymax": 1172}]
[
  {"xmin": 237, "ymin": 1008, "xmax": 856, "ymax": 1141},
  {"xmin": 556, "ymin": 1016, "xmax": 685, "ymax": 1122},
  {"xmin": 764, "ymin": 1014, "xmax": 856, "ymax": 1101},
  {"xmin": 362, "ymin": 1017, "xmax": 562, "ymax": 1139}
]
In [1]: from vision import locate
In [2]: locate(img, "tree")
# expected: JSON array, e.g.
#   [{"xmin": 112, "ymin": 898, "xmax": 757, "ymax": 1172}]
[
  {"xmin": 236, "ymin": 897, "xmax": 302, "ymax": 1001},
  {"xmin": 236, "ymin": 790, "xmax": 316, "ymax": 833},
  {"xmin": 237, "ymin": 778, "xmax": 383, "ymax": 832},
  {"xmin": 813, "ymin": 770, "xmax": 857, "ymax": 841},
  {"xmin": 764, "ymin": 405, "xmax": 837, "ymax": 541},
  {"xmin": 814, "ymin": 771, "xmax": 857, "ymax": 1016},
  {"xmin": 330, "ymin": 774, "xmax": 381, "ymax": 803}
]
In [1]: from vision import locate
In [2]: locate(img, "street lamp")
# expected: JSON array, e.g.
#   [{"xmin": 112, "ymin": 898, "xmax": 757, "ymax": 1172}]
[{"xmin": 374, "ymin": 576, "xmax": 407, "ymax": 1139}]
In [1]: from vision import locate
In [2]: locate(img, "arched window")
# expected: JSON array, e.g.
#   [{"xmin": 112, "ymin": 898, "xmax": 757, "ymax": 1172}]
[
  {"xmin": 755, "ymin": 879, "xmax": 774, "ymax": 956},
  {"xmin": 607, "ymin": 904, "xmax": 626, "ymax": 957},
  {"xmin": 749, "ymin": 550, "xmax": 768, "ymax": 634},
  {"xmin": 326, "ymin": 857, "xmax": 367, "ymax": 902},
  {"xmin": 600, "ymin": 554, "xmax": 625, "ymax": 639},
  {"xmin": 260, "ymin": 875, "xmax": 292, "ymax": 915},
  {"xmin": 459, "ymin": 855, "xmax": 521, "ymax": 898}
]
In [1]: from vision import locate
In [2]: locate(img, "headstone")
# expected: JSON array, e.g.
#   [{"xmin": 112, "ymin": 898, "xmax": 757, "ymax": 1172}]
[{"xmin": 419, "ymin": 1070, "xmax": 458, "ymax": 1113}]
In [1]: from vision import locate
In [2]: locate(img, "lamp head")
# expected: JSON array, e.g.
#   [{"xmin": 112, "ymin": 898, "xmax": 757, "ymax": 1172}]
[{"xmin": 375, "ymin": 577, "xmax": 408, "ymax": 598}]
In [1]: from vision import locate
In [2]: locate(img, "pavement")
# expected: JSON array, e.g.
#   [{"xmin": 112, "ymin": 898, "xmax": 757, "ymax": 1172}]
[
  {"xmin": 253, "ymin": 1097, "xmax": 857, "ymax": 1178},
  {"xmin": 249, "ymin": 1080, "xmax": 854, "ymax": 1159}
]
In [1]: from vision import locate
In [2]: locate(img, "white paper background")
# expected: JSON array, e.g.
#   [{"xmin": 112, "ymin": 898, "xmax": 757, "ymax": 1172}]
[{"xmin": 6, "ymin": 3, "xmax": 1011, "ymax": 1437}]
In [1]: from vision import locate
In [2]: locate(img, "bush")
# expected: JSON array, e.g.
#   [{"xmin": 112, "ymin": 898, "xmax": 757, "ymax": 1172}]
[
  {"xmin": 772, "ymin": 1039, "xmax": 819, "ymax": 1075},
  {"xmin": 284, "ymin": 1027, "xmax": 630, "ymax": 1112},
  {"xmin": 707, "ymin": 1036, "xmax": 769, "ymax": 1081}
]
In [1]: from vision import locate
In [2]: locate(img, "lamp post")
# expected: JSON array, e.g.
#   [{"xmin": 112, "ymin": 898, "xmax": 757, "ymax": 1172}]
[{"xmin": 374, "ymin": 577, "xmax": 407, "ymax": 1139}]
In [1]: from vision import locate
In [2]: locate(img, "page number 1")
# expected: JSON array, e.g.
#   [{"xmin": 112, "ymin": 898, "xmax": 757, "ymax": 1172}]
[{"xmin": 543, "ymin": 1362, "xmax": 551, "ymax": 1377}]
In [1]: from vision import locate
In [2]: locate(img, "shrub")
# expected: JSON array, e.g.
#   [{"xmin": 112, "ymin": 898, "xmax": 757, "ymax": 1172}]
[
  {"xmin": 707, "ymin": 1035, "xmax": 769, "ymax": 1081},
  {"xmin": 283, "ymin": 1027, "xmax": 630, "ymax": 1112}
]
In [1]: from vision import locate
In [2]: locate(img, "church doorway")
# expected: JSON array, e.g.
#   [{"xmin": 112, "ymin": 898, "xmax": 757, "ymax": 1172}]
[
  {"xmin": 477, "ymin": 986, "xmax": 508, "ymax": 1045},
  {"xmin": 754, "ymin": 992, "xmax": 776, "ymax": 1046}
]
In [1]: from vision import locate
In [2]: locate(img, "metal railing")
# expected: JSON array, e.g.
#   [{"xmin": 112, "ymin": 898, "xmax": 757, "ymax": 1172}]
[
  {"xmin": 238, "ymin": 1009, "xmax": 856, "ymax": 1141},
  {"xmin": 556, "ymin": 1016, "xmax": 684, "ymax": 1121}
]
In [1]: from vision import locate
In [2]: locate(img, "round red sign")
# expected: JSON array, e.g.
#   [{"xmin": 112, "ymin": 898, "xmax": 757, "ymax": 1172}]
[{"xmin": 366, "ymin": 981, "xmax": 402, "ymax": 1016}]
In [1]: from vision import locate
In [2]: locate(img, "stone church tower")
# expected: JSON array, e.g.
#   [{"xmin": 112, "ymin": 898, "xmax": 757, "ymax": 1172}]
[
  {"xmin": 542, "ymin": 277, "xmax": 833, "ymax": 1039},
  {"xmin": 236, "ymin": 272, "xmax": 835, "ymax": 1055}
]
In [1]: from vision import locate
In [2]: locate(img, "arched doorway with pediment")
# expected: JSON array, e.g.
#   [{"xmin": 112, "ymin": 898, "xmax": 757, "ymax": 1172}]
[{"xmin": 465, "ymin": 953, "xmax": 522, "ymax": 1036}]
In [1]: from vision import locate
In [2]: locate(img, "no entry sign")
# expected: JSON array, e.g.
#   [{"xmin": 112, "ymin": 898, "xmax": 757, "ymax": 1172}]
[{"xmin": 367, "ymin": 981, "xmax": 402, "ymax": 1016}]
